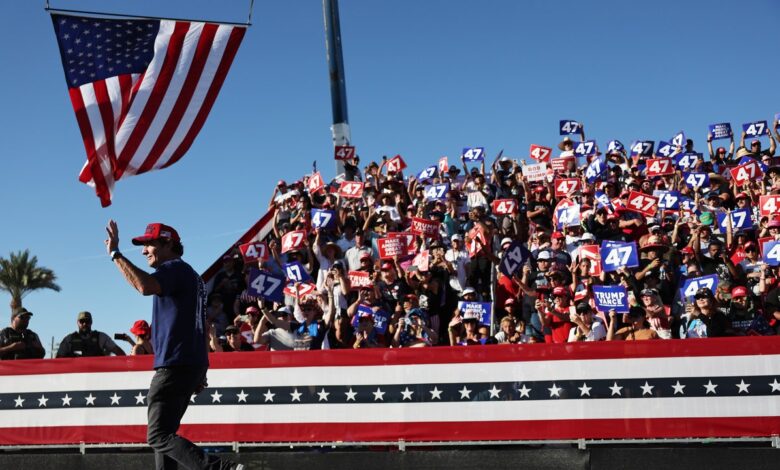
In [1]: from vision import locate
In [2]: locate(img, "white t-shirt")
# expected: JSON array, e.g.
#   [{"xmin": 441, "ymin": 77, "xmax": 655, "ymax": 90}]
[{"xmin": 567, "ymin": 320, "xmax": 606, "ymax": 342}]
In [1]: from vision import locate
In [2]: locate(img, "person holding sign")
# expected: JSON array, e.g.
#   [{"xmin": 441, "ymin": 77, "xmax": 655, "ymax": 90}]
[
  {"xmin": 567, "ymin": 303, "xmax": 606, "ymax": 342},
  {"xmin": 679, "ymin": 288, "xmax": 730, "ymax": 338},
  {"xmin": 536, "ymin": 286, "xmax": 574, "ymax": 344},
  {"xmin": 707, "ymin": 131, "xmax": 735, "ymax": 166},
  {"xmin": 606, "ymin": 307, "xmax": 658, "ymax": 341},
  {"xmin": 447, "ymin": 306, "xmax": 482, "ymax": 346},
  {"xmin": 739, "ymin": 126, "xmax": 776, "ymax": 160}
]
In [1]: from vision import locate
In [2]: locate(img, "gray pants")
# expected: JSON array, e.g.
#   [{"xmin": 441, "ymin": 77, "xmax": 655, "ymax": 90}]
[{"xmin": 147, "ymin": 366, "xmax": 231, "ymax": 470}]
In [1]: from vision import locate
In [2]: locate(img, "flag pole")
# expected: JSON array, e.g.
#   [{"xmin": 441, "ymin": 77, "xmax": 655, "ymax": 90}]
[
  {"xmin": 44, "ymin": 6, "xmax": 253, "ymax": 27},
  {"xmin": 322, "ymin": 0, "xmax": 350, "ymax": 179}
]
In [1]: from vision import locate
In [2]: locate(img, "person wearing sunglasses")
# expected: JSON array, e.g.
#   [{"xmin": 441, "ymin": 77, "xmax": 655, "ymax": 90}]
[{"xmin": 56, "ymin": 310, "xmax": 125, "ymax": 357}]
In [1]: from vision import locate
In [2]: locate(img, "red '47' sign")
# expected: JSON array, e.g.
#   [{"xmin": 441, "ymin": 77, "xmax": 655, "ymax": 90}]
[
  {"xmin": 338, "ymin": 181, "xmax": 364, "ymax": 198},
  {"xmin": 438, "ymin": 156, "xmax": 449, "ymax": 174},
  {"xmin": 730, "ymin": 161, "xmax": 763, "ymax": 186},
  {"xmin": 529, "ymin": 144, "xmax": 551, "ymax": 162},
  {"xmin": 579, "ymin": 244, "xmax": 602, "ymax": 276},
  {"xmin": 554, "ymin": 178, "xmax": 581, "ymax": 197},
  {"xmin": 386, "ymin": 155, "xmax": 407, "ymax": 173},
  {"xmin": 334, "ymin": 145, "xmax": 355, "ymax": 161},
  {"xmin": 239, "ymin": 242, "xmax": 269, "ymax": 262},
  {"xmin": 281, "ymin": 230, "xmax": 306, "ymax": 253},
  {"xmin": 410, "ymin": 217, "xmax": 440, "ymax": 238},
  {"xmin": 308, "ymin": 172, "xmax": 325, "ymax": 194},
  {"xmin": 646, "ymin": 158, "xmax": 674, "ymax": 176},
  {"xmin": 759, "ymin": 195, "xmax": 780, "ymax": 217},
  {"xmin": 491, "ymin": 199, "xmax": 518, "ymax": 215},
  {"xmin": 626, "ymin": 191, "xmax": 658, "ymax": 217}
]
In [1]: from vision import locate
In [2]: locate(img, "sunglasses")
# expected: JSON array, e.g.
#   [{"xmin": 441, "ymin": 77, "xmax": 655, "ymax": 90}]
[{"xmin": 78, "ymin": 319, "xmax": 92, "ymax": 324}]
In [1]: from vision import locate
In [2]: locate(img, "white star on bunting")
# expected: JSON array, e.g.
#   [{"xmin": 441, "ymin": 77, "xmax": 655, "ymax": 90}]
[
  {"xmin": 264, "ymin": 390, "xmax": 276, "ymax": 402},
  {"xmin": 85, "ymin": 394, "xmax": 96, "ymax": 406},
  {"xmin": 290, "ymin": 389, "xmax": 302, "ymax": 402},
  {"xmin": 429, "ymin": 387, "xmax": 443, "ymax": 400},
  {"xmin": 236, "ymin": 390, "xmax": 249, "ymax": 403},
  {"xmin": 38, "ymin": 395, "xmax": 48, "ymax": 407},
  {"xmin": 548, "ymin": 383, "xmax": 562, "ymax": 398},
  {"xmin": 109, "ymin": 393, "xmax": 121, "ymax": 405},
  {"xmin": 609, "ymin": 382, "xmax": 623, "ymax": 396},
  {"xmin": 61, "ymin": 394, "xmax": 72, "ymax": 407},
  {"xmin": 640, "ymin": 382, "xmax": 654, "ymax": 396},
  {"xmin": 770, "ymin": 379, "xmax": 780, "ymax": 393},
  {"xmin": 578, "ymin": 383, "xmax": 592, "ymax": 397},
  {"xmin": 736, "ymin": 379, "xmax": 750, "ymax": 394},
  {"xmin": 400, "ymin": 387, "xmax": 414, "ymax": 401},
  {"xmin": 317, "ymin": 388, "xmax": 330, "ymax": 402},
  {"xmin": 345, "ymin": 388, "xmax": 357, "ymax": 401},
  {"xmin": 372, "ymin": 388, "xmax": 385, "ymax": 401},
  {"xmin": 703, "ymin": 381, "xmax": 718, "ymax": 395},
  {"xmin": 488, "ymin": 385, "xmax": 501, "ymax": 399},
  {"xmin": 672, "ymin": 381, "xmax": 686, "ymax": 395},
  {"xmin": 458, "ymin": 386, "xmax": 472, "ymax": 399},
  {"xmin": 518, "ymin": 384, "xmax": 531, "ymax": 398},
  {"xmin": 210, "ymin": 391, "xmax": 222, "ymax": 403},
  {"xmin": 134, "ymin": 393, "xmax": 145, "ymax": 405}
]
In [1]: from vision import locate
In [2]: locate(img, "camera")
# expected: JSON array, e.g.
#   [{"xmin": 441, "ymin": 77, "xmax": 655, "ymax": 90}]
[{"xmin": 113, "ymin": 333, "xmax": 125, "ymax": 340}]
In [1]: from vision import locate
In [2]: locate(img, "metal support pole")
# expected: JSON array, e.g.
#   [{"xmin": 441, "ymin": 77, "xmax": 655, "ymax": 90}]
[{"xmin": 322, "ymin": 0, "xmax": 350, "ymax": 177}]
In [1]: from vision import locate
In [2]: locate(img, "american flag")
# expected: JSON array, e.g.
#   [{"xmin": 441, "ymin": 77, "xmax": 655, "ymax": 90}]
[
  {"xmin": 51, "ymin": 14, "xmax": 246, "ymax": 207},
  {"xmin": 1, "ymin": 337, "xmax": 780, "ymax": 445}
]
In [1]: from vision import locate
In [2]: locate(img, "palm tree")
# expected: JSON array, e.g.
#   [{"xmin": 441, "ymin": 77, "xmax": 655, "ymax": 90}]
[{"xmin": 0, "ymin": 250, "xmax": 61, "ymax": 316}]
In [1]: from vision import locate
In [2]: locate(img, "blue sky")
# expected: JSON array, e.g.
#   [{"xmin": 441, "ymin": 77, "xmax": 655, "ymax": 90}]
[{"xmin": 1, "ymin": 0, "xmax": 779, "ymax": 353}]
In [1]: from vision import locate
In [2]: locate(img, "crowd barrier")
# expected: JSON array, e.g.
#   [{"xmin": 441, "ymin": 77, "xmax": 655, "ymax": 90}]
[{"xmin": 1, "ymin": 337, "xmax": 779, "ymax": 447}]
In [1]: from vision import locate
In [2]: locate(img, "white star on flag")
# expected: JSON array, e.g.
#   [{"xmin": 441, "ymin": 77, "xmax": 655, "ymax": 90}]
[
  {"xmin": 290, "ymin": 389, "xmax": 302, "ymax": 402},
  {"xmin": 458, "ymin": 386, "xmax": 472, "ymax": 399},
  {"xmin": 61, "ymin": 394, "xmax": 72, "ymax": 406},
  {"xmin": 429, "ymin": 387, "xmax": 443, "ymax": 400},
  {"xmin": 578, "ymin": 383, "xmax": 592, "ymax": 397},
  {"xmin": 264, "ymin": 389, "xmax": 276, "ymax": 402},
  {"xmin": 85, "ymin": 393, "xmax": 96, "ymax": 405},
  {"xmin": 640, "ymin": 382, "xmax": 654, "ymax": 396},
  {"xmin": 134, "ymin": 392, "xmax": 145, "ymax": 405},
  {"xmin": 37, "ymin": 395, "xmax": 48, "ymax": 407},
  {"xmin": 345, "ymin": 388, "xmax": 357, "ymax": 401},
  {"xmin": 672, "ymin": 381, "xmax": 686, "ymax": 395},
  {"xmin": 236, "ymin": 390, "xmax": 249, "ymax": 403},
  {"xmin": 518, "ymin": 384, "xmax": 531, "ymax": 398},
  {"xmin": 609, "ymin": 382, "xmax": 623, "ymax": 396},
  {"xmin": 317, "ymin": 388, "xmax": 330, "ymax": 402},
  {"xmin": 210, "ymin": 391, "xmax": 222, "ymax": 403},
  {"xmin": 736, "ymin": 379, "xmax": 750, "ymax": 394},
  {"xmin": 110, "ymin": 393, "xmax": 121, "ymax": 405},
  {"xmin": 488, "ymin": 385, "xmax": 501, "ymax": 399},
  {"xmin": 548, "ymin": 383, "xmax": 562, "ymax": 397},
  {"xmin": 372, "ymin": 388, "xmax": 385, "ymax": 401},
  {"xmin": 770, "ymin": 379, "xmax": 780, "ymax": 393},
  {"xmin": 400, "ymin": 387, "xmax": 414, "ymax": 401},
  {"xmin": 13, "ymin": 396, "xmax": 25, "ymax": 407},
  {"xmin": 703, "ymin": 381, "xmax": 718, "ymax": 395}
]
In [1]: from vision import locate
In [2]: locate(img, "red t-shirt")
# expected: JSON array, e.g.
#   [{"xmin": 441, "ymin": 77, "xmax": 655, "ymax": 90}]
[{"xmin": 546, "ymin": 308, "xmax": 573, "ymax": 343}]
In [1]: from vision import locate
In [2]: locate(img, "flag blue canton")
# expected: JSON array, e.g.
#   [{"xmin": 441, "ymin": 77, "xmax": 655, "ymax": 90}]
[{"xmin": 52, "ymin": 14, "xmax": 159, "ymax": 88}]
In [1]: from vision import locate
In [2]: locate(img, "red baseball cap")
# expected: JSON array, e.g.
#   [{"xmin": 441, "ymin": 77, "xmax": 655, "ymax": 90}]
[
  {"xmin": 551, "ymin": 232, "xmax": 565, "ymax": 239},
  {"xmin": 680, "ymin": 246, "xmax": 694, "ymax": 255},
  {"xmin": 380, "ymin": 262, "xmax": 394, "ymax": 271},
  {"xmin": 132, "ymin": 223, "xmax": 180, "ymax": 245},
  {"xmin": 129, "ymin": 320, "xmax": 151, "ymax": 336},
  {"xmin": 731, "ymin": 286, "xmax": 749, "ymax": 298},
  {"xmin": 504, "ymin": 298, "xmax": 516, "ymax": 306},
  {"xmin": 552, "ymin": 287, "xmax": 570, "ymax": 297}
]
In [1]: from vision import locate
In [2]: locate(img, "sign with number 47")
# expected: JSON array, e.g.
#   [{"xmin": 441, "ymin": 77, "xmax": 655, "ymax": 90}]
[
  {"xmin": 626, "ymin": 191, "xmax": 658, "ymax": 217},
  {"xmin": 763, "ymin": 240, "xmax": 780, "ymax": 267}
]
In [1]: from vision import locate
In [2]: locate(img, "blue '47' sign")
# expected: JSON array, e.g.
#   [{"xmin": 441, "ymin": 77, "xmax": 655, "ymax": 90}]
[
  {"xmin": 462, "ymin": 147, "xmax": 485, "ymax": 161},
  {"xmin": 716, "ymin": 209, "xmax": 752, "ymax": 230},
  {"xmin": 560, "ymin": 120, "xmax": 582, "ymax": 135},
  {"xmin": 311, "ymin": 209, "xmax": 336, "ymax": 230},
  {"xmin": 679, "ymin": 274, "xmax": 718, "ymax": 300},
  {"xmin": 499, "ymin": 241, "xmax": 530, "ymax": 277},
  {"xmin": 248, "ymin": 268, "xmax": 285, "ymax": 303},
  {"xmin": 600, "ymin": 240, "xmax": 639, "ymax": 272}
]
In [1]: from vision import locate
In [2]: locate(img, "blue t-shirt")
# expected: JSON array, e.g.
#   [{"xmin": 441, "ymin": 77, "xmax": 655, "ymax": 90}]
[{"xmin": 151, "ymin": 258, "xmax": 209, "ymax": 369}]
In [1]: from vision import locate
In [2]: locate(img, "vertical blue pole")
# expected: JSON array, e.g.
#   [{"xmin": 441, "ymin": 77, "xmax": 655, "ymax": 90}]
[{"xmin": 323, "ymin": 0, "xmax": 350, "ymax": 177}]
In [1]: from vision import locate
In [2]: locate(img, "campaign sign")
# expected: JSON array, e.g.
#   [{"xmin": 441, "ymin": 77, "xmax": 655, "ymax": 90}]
[
  {"xmin": 743, "ymin": 121, "xmax": 768, "ymax": 137},
  {"xmin": 550, "ymin": 156, "xmax": 575, "ymax": 172},
  {"xmin": 676, "ymin": 152, "xmax": 701, "ymax": 170},
  {"xmin": 529, "ymin": 144, "xmax": 552, "ymax": 162},
  {"xmin": 388, "ymin": 231, "xmax": 417, "ymax": 257},
  {"xmin": 592, "ymin": 285, "xmax": 629, "ymax": 313},
  {"xmin": 585, "ymin": 154, "xmax": 606, "ymax": 183},
  {"xmin": 423, "ymin": 183, "xmax": 449, "ymax": 201},
  {"xmin": 386, "ymin": 155, "xmax": 407, "ymax": 173},
  {"xmin": 607, "ymin": 140, "xmax": 624, "ymax": 154},
  {"xmin": 348, "ymin": 271, "xmax": 372, "ymax": 290},
  {"xmin": 654, "ymin": 190, "xmax": 681, "ymax": 210},
  {"xmin": 491, "ymin": 199, "xmax": 518, "ymax": 215},
  {"xmin": 626, "ymin": 191, "xmax": 659, "ymax": 217},
  {"xmin": 717, "ymin": 208, "xmax": 752, "ymax": 231},
  {"xmin": 671, "ymin": 131, "xmax": 686, "ymax": 148},
  {"xmin": 630, "ymin": 140, "xmax": 654, "ymax": 157},
  {"xmin": 559, "ymin": 120, "xmax": 582, "ymax": 135},
  {"xmin": 573, "ymin": 140, "xmax": 597, "ymax": 158},
  {"xmin": 580, "ymin": 244, "xmax": 602, "ymax": 276},
  {"xmin": 600, "ymin": 240, "xmax": 639, "ymax": 272},
  {"xmin": 351, "ymin": 305, "xmax": 391, "ymax": 334},
  {"xmin": 739, "ymin": 156, "xmax": 768, "ymax": 174},
  {"xmin": 730, "ymin": 161, "xmax": 763, "ymax": 186},
  {"xmin": 462, "ymin": 147, "xmax": 485, "ymax": 162},
  {"xmin": 411, "ymin": 249, "xmax": 430, "ymax": 272},
  {"xmin": 338, "ymin": 180, "xmax": 364, "ymax": 198},
  {"xmin": 457, "ymin": 301, "xmax": 492, "ymax": 326},
  {"xmin": 594, "ymin": 191, "xmax": 613, "ymax": 212},
  {"xmin": 410, "ymin": 217, "xmax": 440, "ymax": 238},
  {"xmin": 646, "ymin": 157, "xmax": 674, "ymax": 176},
  {"xmin": 239, "ymin": 241, "xmax": 269, "ymax": 263},
  {"xmin": 283, "ymin": 261, "xmax": 312, "ymax": 284},
  {"xmin": 679, "ymin": 274, "xmax": 718, "ymax": 299},
  {"xmin": 377, "ymin": 237, "xmax": 406, "ymax": 259},
  {"xmin": 248, "ymin": 268, "xmax": 285, "ymax": 303},
  {"xmin": 655, "ymin": 141, "xmax": 676, "ymax": 158},
  {"xmin": 499, "ymin": 240, "xmax": 530, "ymax": 277},
  {"xmin": 759, "ymin": 195, "xmax": 780, "ymax": 216},
  {"xmin": 438, "ymin": 156, "xmax": 449, "ymax": 174},
  {"xmin": 683, "ymin": 172, "xmax": 709, "ymax": 189},
  {"xmin": 524, "ymin": 162, "xmax": 548, "ymax": 182},
  {"xmin": 281, "ymin": 230, "xmax": 307, "ymax": 253},
  {"xmin": 679, "ymin": 196, "xmax": 696, "ymax": 213},
  {"xmin": 417, "ymin": 165, "xmax": 438, "ymax": 182},
  {"xmin": 763, "ymin": 240, "xmax": 780, "ymax": 267},
  {"xmin": 334, "ymin": 145, "xmax": 355, "ymax": 161},
  {"xmin": 555, "ymin": 203, "xmax": 581, "ymax": 229},
  {"xmin": 282, "ymin": 282, "xmax": 316, "ymax": 299},
  {"xmin": 554, "ymin": 178, "xmax": 581, "ymax": 197},
  {"xmin": 709, "ymin": 123, "xmax": 733, "ymax": 140},
  {"xmin": 308, "ymin": 172, "xmax": 325, "ymax": 194},
  {"xmin": 311, "ymin": 209, "xmax": 336, "ymax": 230}
]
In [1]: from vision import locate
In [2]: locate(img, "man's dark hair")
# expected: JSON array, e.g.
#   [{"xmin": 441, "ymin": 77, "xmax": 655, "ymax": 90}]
[{"xmin": 170, "ymin": 239, "xmax": 184, "ymax": 256}]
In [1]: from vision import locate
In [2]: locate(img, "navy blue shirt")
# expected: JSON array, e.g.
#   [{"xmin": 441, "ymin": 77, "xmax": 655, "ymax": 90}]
[{"xmin": 151, "ymin": 259, "xmax": 208, "ymax": 369}]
